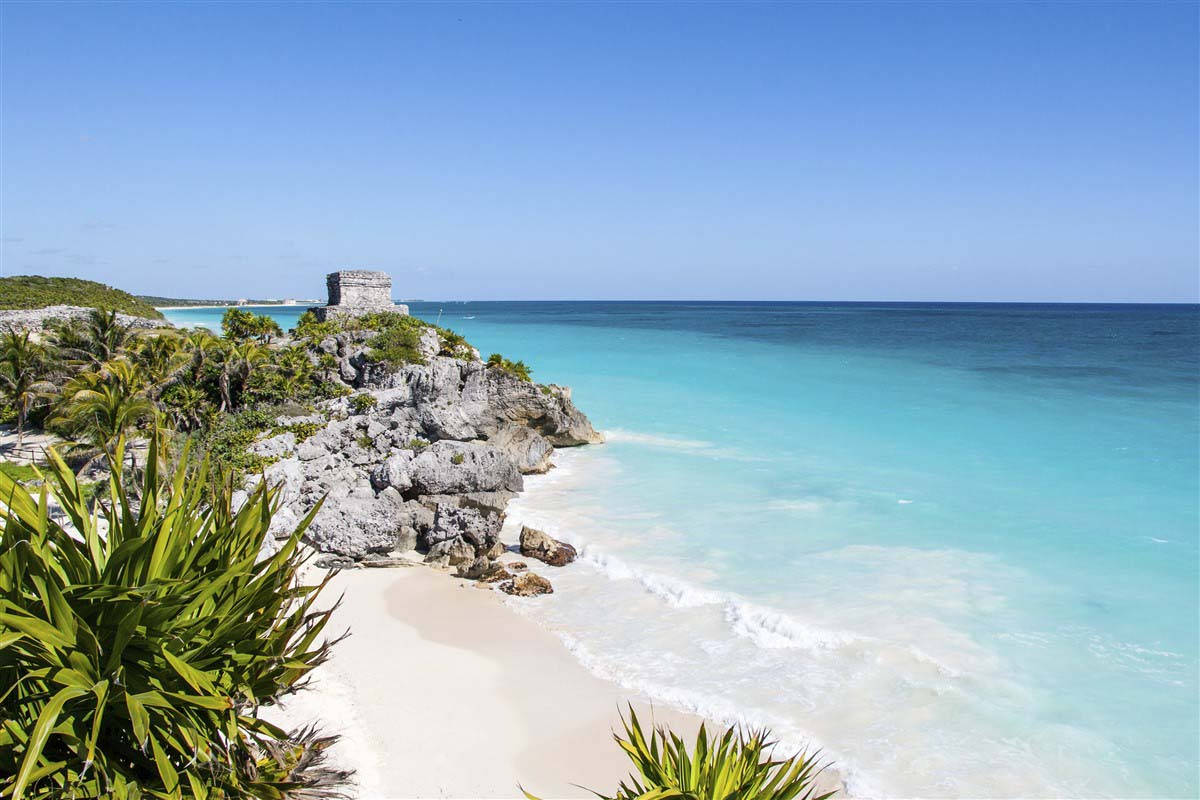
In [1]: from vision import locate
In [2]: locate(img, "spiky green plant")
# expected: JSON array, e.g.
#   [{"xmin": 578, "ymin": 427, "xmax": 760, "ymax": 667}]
[
  {"xmin": 527, "ymin": 707, "xmax": 835, "ymax": 800},
  {"xmin": 0, "ymin": 429, "xmax": 343, "ymax": 798}
]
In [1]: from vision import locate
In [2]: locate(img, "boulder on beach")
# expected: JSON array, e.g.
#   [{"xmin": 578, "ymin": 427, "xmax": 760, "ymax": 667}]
[{"xmin": 519, "ymin": 525, "xmax": 577, "ymax": 567}]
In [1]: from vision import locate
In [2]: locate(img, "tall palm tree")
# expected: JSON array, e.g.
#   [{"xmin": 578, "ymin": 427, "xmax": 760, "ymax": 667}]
[
  {"xmin": 0, "ymin": 331, "xmax": 53, "ymax": 445},
  {"xmin": 49, "ymin": 358, "xmax": 156, "ymax": 470}
]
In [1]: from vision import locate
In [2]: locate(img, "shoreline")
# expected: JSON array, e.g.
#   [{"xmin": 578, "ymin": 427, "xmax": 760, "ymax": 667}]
[
  {"xmin": 268, "ymin": 567, "xmax": 712, "ymax": 798},
  {"xmin": 274, "ymin": 566, "xmax": 846, "ymax": 798},
  {"xmin": 267, "ymin": 459, "xmax": 849, "ymax": 798},
  {"xmin": 154, "ymin": 303, "xmax": 312, "ymax": 310}
]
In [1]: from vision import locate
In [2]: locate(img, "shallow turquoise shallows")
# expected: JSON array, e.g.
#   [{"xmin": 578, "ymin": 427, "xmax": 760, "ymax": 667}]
[{"xmin": 163, "ymin": 302, "xmax": 1199, "ymax": 798}]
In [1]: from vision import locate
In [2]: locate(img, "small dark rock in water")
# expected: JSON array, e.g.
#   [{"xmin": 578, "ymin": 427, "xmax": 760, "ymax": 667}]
[
  {"xmin": 509, "ymin": 561, "xmax": 528, "ymax": 572},
  {"xmin": 519, "ymin": 525, "xmax": 577, "ymax": 567},
  {"xmin": 500, "ymin": 572, "xmax": 553, "ymax": 597}
]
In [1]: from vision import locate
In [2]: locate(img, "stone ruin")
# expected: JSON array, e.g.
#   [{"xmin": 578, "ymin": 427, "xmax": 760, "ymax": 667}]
[{"xmin": 310, "ymin": 270, "xmax": 408, "ymax": 321}]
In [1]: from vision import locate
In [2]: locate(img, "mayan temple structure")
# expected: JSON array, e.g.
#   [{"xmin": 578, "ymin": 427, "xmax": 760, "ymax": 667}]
[{"xmin": 311, "ymin": 269, "xmax": 408, "ymax": 320}]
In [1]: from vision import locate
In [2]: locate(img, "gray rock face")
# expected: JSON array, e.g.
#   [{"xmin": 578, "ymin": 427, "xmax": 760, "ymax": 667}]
[
  {"xmin": 305, "ymin": 490, "xmax": 424, "ymax": 559},
  {"xmin": 424, "ymin": 504, "xmax": 504, "ymax": 556},
  {"xmin": 481, "ymin": 371, "xmax": 602, "ymax": 446},
  {"xmin": 248, "ymin": 431, "xmax": 296, "ymax": 459},
  {"xmin": 425, "ymin": 538, "xmax": 475, "ymax": 566},
  {"xmin": 0, "ymin": 305, "xmax": 163, "ymax": 332},
  {"xmin": 489, "ymin": 424, "xmax": 554, "ymax": 474},
  {"xmin": 409, "ymin": 440, "xmax": 523, "ymax": 496},
  {"xmin": 242, "ymin": 331, "xmax": 600, "ymax": 564},
  {"xmin": 370, "ymin": 451, "xmax": 415, "ymax": 492}
]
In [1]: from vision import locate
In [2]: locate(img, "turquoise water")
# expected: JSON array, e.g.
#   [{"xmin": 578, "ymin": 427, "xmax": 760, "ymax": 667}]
[{"xmin": 164, "ymin": 302, "xmax": 1199, "ymax": 798}]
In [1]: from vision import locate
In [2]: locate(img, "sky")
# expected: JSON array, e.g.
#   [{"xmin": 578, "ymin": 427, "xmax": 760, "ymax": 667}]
[{"xmin": 0, "ymin": 1, "xmax": 1196, "ymax": 302}]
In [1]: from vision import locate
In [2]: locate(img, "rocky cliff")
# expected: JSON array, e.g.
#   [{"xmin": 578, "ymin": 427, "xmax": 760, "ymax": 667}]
[{"xmin": 241, "ymin": 330, "xmax": 601, "ymax": 584}]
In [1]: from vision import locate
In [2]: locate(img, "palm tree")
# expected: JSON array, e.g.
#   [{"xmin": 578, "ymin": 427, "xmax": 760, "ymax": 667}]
[
  {"xmin": 251, "ymin": 314, "xmax": 283, "ymax": 344},
  {"xmin": 0, "ymin": 331, "xmax": 53, "ymax": 445},
  {"xmin": 161, "ymin": 382, "xmax": 209, "ymax": 431},
  {"xmin": 83, "ymin": 307, "xmax": 133, "ymax": 363},
  {"xmin": 44, "ymin": 308, "xmax": 133, "ymax": 368},
  {"xmin": 181, "ymin": 327, "xmax": 221, "ymax": 382},
  {"xmin": 49, "ymin": 358, "xmax": 156, "ymax": 470},
  {"xmin": 132, "ymin": 330, "xmax": 185, "ymax": 384},
  {"xmin": 215, "ymin": 340, "xmax": 269, "ymax": 412},
  {"xmin": 274, "ymin": 345, "xmax": 314, "ymax": 397}
]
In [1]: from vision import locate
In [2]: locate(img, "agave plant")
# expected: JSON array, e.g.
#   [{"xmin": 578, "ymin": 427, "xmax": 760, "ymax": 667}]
[
  {"xmin": 527, "ymin": 707, "xmax": 835, "ymax": 800},
  {"xmin": 0, "ymin": 428, "xmax": 344, "ymax": 798}
]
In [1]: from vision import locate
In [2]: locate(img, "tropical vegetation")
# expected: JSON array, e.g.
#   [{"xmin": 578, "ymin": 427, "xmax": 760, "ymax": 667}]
[
  {"xmin": 0, "ymin": 276, "xmax": 163, "ymax": 319},
  {"xmin": 0, "ymin": 431, "xmax": 346, "ymax": 798},
  {"xmin": 486, "ymin": 352, "xmax": 533, "ymax": 382},
  {"xmin": 527, "ymin": 707, "xmax": 834, "ymax": 800}
]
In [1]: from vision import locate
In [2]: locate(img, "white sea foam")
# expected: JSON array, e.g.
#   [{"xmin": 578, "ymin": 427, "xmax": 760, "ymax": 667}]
[
  {"xmin": 766, "ymin": 498, "xmax": 826, "ymax": 513},
  {"xmin": 724, "ymin": 600, "xmax": 859, "ymax": 650},
  {"xmin": 578, "ymin": 545, "xmax": 724, "ymax": 607},
  {"xmin": 603, "ymin": 428, "xmax": 716, "ymax": 450}
]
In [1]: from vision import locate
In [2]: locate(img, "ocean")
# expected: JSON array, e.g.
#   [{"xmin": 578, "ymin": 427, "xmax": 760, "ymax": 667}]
[{"xmin": 162, "ymin": 301, "xmax": 1199, "ymax": 798}]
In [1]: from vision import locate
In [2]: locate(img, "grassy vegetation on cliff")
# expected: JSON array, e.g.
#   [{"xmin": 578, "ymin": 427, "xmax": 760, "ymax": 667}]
[{"xmin": 0, "ymin": 276, "xmax": 164, "ymax": 319}]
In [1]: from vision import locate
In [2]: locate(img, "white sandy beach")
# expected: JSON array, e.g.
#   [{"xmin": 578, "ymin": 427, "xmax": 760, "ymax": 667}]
[{"xmin": 268, "ymin": 566, "xmax": 709, "ymax": 799}]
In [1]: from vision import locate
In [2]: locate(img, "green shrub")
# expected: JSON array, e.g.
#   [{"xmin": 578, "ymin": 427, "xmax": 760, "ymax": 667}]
[
  {"xmin": 0, "ymin": 275, "xmax": 163, "ymax": 319},
  {"xmin": 526, "ymin": 707, "xmax": 834, "ymax": 800},
  {"xmin": 486, "ymin": 353, "xmax": 533, "ymax": 382},
  {"xmin": 291, "ymin": 310, "xmax": 340, "ymax": 343},
  {"xmin": 274, "ymin": 420, "xmax": 323, "ymax": 443},
  {"xmin": 356, "ymin": 434, "xmax": 374, "ymax": 449},
  {"xmin": 200, "ymin": 408, "xmax": 275, "ymax": 476},
  {"xmin": 312, "ymin": 380, "xmax": 352, "ymax": 400},
  {"xmin": 0, "ymin": 431, "xmax": 343, "ymax": 798},
  {"xmin": 406, "ymin": 438, "xmax": 429, "ymax": 450},
  {"xmin": 450, "ymin": 452, "xmax": 464, "ymax": 465},
  {"xmin": 349, "ymin": 393, "xmax": 378, "ymax": 414},
  {"xmin": 438, "ymin": 328, "xmax": 472, "ymax": 359},
  {"xmin": 360, "ymin": 313, "xmax": 427, "ymax": 369}
]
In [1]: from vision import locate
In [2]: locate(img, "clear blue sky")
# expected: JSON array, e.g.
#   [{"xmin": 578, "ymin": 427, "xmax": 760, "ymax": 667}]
[{"xmin": 1, "ymin": 1, "xmax": 1196, "ymax": 302}]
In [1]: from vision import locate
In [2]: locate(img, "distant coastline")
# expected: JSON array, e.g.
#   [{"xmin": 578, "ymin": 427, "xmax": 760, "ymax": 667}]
[{"xmin": 153, "ymin": 302, "xmax": 314, "ymax": 311}]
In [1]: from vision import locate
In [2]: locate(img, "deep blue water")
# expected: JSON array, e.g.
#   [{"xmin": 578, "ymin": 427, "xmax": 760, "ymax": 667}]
[{"xmin": 164, "ymin": 301, "xmax": 1199, "ymax": 798}]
